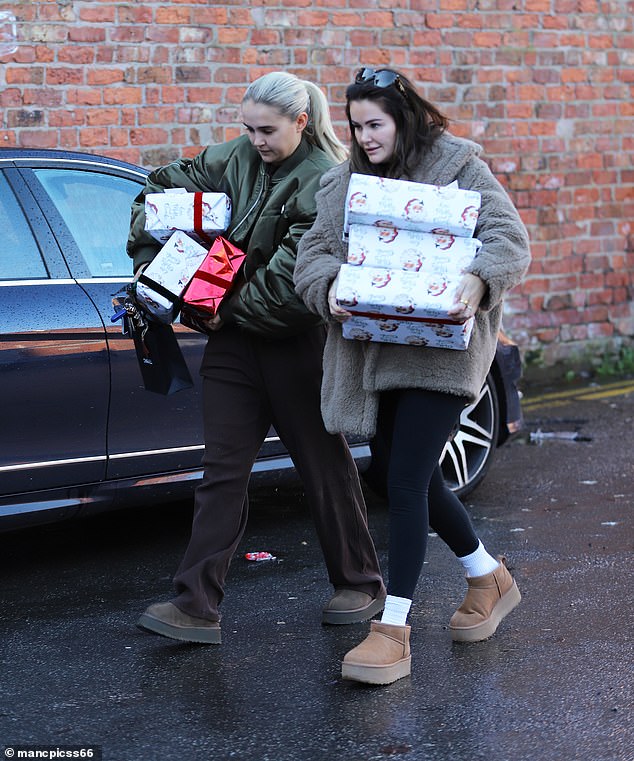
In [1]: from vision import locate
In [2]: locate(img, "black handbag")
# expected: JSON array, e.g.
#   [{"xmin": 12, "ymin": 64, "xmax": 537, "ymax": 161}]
[{"xmin": 112, "ymin": 294, "xmax": 193, "ymax": 395}]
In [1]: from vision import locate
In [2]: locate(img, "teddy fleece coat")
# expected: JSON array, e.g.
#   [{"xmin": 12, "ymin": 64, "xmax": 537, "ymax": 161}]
[{"xmin": 293, "ymin": 132, "xmax": 531, "ymax": 438}]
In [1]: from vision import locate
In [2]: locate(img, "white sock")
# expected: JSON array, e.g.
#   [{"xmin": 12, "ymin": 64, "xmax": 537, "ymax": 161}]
[
  {"xmin": 380, "ymin": 595, "xmax": 412, "ymax": 626},
  {"xmin": 458, "ymin": 541, "xmax": 499, "ymax": 578}
]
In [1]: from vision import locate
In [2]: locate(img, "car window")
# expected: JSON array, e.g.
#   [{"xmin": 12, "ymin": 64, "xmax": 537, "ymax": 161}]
[
  {"xmin": 33, "ymin": 168, "xmax": 140, "ymax": 278},
  {"xmin": 0, "ymin": 172, "xmax": 48, "ymax": 279}
]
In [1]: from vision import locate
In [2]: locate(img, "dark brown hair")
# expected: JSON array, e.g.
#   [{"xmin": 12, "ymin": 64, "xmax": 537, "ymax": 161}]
[{"xmin": 345, "ymin": 69, "xmax": 448, "ymax": 179}]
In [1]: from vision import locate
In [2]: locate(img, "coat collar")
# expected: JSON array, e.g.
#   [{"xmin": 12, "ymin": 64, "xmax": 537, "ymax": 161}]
[
  {"xmin": 408, "ymin": 132, "xmax": 482, "ymax": 186},
  {"xmin": 264, "ymin": 138, "xmax": 313, "ymax": 182}
]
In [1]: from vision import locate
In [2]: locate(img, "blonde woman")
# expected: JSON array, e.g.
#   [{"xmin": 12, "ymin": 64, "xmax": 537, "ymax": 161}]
[{"xmin": 128, "ymin": 72, "xmax": 386, "ymax": 645}]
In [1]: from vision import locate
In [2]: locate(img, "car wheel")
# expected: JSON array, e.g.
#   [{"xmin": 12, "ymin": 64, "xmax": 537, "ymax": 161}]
[{"xmin": 440, "ymin": 374, "xmax": 499, "ymax": 498}]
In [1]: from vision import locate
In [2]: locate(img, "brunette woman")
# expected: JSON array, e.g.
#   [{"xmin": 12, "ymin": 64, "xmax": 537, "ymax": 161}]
[{"xmin": 294, "ymin": 68, "xmax": 530, "ymax": 684}]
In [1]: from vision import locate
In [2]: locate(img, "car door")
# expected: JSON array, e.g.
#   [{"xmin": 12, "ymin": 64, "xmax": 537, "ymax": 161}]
[
  {"xmin": 17, "ymin": 158, "xmax": 209, "ymax": 484},
  {"xmin": 0, "ymin": 166, "xmax": 110, "ymax": 508}
]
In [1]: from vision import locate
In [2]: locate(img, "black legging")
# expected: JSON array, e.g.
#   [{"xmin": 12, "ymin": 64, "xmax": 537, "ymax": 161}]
[{"xmin": 375, "ymin": 388, "xmax": 480, "ymax": 600}]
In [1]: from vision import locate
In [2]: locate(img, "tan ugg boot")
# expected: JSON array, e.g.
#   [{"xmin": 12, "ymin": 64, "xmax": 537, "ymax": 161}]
[
  {"xmin": 449, "ymin": 556, "xmax": 521, "ymax": 643},
  {"xmin": 342, "ymin": 621, "xmax": 411, "ymax": 685},
  {"xmin": 322, "ymin": 589, "xmax": 387, "ymax": 625},
  {"xmin": 137, "ymin": 602, "xmax": 221, "ymax": 644}
]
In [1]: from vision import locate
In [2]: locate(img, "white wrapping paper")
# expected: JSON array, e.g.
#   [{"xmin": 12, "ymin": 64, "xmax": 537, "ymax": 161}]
[
  {"xmin": 344, "ymin": 173, "xmax": 481, "ymax": 237},
  {"xmin": 144, "ymin": 190, "xmax": 232, "ymax": 245},
  {"xmin": 341, "ymin": 314, "xmax": 474, "ymax": 350},
  {"xmin": 336, "ymin": 263, "xmax": 468, "ymax": 321},
  {"xmin": 136, "ymin": 231, "xmax": 209, "ymax": 322},
  {"xmin": 336, "ymin": 263, "xmax": 473, "ymax": 349},
  {"xmin": 347, "ymin": 223, "xmax": 480, "ymax": 273}
]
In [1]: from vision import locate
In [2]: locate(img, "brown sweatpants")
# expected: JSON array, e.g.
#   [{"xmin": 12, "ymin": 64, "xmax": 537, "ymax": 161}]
[{"xmin": 172, "ymin": 324, "xmax": 385, "ymax": 622}]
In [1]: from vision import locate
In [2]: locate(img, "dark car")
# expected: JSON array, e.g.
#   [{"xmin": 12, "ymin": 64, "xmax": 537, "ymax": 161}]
[{"xmin": 0, "ymin": 148, "xmax": 523, "ymax": 531}]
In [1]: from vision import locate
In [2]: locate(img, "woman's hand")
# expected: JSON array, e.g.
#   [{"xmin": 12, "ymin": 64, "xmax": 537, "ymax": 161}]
[
  {"xmin": 204, "ymin": 314, "xmax": 223, "ymax": 331},
  {"xmin": 447, "ymin": 273, "xmax": 486, "ymax": 320},
  {"xmin": 327, "ymin": 272, "xmax": 351, "ymax": 322}
]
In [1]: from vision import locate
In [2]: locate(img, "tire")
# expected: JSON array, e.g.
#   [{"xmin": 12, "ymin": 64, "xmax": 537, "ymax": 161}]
[{"xmin": 440, "ymin": 374, "xmax": 499, "ymax": 498}]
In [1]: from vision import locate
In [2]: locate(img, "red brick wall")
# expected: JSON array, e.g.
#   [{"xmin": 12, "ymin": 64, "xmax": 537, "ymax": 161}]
[{"xmin": 2, "ymin": 0, "xmax": 633, "ymax": 373}]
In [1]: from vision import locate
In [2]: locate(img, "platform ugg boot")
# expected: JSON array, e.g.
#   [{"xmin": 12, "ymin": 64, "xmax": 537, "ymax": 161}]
[
  {"xmin": 341, "ymin": 621, "xmax": 411, "ymax": 685},
  {"xmin": 449, "ymin": 556, "xmax": 521, "ymax": 643}
]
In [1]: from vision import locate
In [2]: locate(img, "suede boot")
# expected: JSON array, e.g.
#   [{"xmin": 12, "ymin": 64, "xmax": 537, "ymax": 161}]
[
  {"xmin": 449, "ymin": 556, "xmax": 521, "ymax": 643},
  {"xmin": 322, "ymin": 589, "xmax": 386, "ymax": 625},
  {"xmin": 137, "ymin": 602, "xmax": 221, "ymax": 644},
  {"xmin": 342, "ymin": 621, "xmax": 411, "ymax": 685}
]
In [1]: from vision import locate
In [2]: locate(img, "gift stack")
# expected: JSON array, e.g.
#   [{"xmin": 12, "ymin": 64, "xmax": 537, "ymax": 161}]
[
  {"xmin": 135, "ymin": 189, "xmax": 245, "ymax": 329},
  {"xmin": 336, "ymin": 173, "xmax": 482, "ymax": 350}
]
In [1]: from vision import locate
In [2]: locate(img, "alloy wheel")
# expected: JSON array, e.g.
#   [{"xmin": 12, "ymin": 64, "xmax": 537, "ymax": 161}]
[{"xmin": 440, "ymin": 375, "xmax": 499, "ymax": 498}]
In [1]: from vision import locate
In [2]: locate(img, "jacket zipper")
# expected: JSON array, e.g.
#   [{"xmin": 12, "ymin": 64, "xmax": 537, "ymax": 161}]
[{"xmin": 230, "ymin": 166, "xmax": 269, "ymax": 236}]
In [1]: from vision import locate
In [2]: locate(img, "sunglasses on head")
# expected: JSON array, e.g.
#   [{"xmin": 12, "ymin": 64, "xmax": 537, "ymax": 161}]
[{"xmin": 355, "ymin": 67, "xmax": 407, "ymax": 97}]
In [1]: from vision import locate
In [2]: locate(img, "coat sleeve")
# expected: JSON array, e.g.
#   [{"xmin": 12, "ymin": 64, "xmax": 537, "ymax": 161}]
[
  {"xmin": 460, "ymin": 157, "xmax": 531, "ymax": 311},
  {"xmin": 294, "ymin": 169, "xmax": 348, "ymax": 322}
]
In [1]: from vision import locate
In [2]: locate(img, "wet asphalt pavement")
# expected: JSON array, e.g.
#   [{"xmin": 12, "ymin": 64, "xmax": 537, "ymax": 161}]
[{"xmin": 1, "ymin": 379, "xmax": 633, "ymax": 761}]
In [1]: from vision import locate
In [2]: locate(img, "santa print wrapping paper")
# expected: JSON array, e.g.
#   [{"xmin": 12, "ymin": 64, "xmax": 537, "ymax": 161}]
[
  {"xmin": 180, "ymin": 236, "xmax": 246, "ymax": 332},
  {"xmin": 347, "ymin": 224, "xmax": 481, "ymax": 273},
  {"xmin": 344, "ymin": 174, "xmax": 481, "ymax": 238},
  {"xmin": 136, "ymin": 231, "xmax": 209, "ymax": 323},
  {"xmin": 335, "ymin": 263, "xmax": 473, "ymax": 350},
  {"xmin": 337, "ymin": 263, "xmax": 469, "ymax": 321},
  {"xmin": 342, "ymin": 314, "xmax": 474, "ymax": 350},
  {"xmin": 145, "ymin": 190, "xmax": 232, "ymax": 246}
]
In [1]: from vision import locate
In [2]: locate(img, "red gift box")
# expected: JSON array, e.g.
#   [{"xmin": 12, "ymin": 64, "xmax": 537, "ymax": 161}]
[{"xmin": 180, "ymin": 236, "xmax": 246, "ymax": 333}]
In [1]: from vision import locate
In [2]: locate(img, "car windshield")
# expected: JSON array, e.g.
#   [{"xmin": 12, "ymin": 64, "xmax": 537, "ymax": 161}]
[{"xmin": 34, "ymin": 168, "xmax": 139, "ymax": 278}]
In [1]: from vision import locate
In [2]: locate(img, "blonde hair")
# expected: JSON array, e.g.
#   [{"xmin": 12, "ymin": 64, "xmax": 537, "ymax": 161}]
[{"xmin": 243, "ymin": 71, "xmax": 347, "ymax": 164}]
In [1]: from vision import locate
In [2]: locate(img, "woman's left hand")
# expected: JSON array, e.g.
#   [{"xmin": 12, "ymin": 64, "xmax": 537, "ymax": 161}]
[
  {"xmin": 447, "ymin": 273, "xmax": 486, "ymax": 319},
  {"xmin": 204, "ymin": 314, "xmax": 223, "ymax": 331}
]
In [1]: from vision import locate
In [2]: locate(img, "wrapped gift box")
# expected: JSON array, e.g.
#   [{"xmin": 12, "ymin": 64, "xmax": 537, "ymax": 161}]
[
  {"xmin": 145, "ymin": 190, "xmax": 232, "ymax": 245},
  {"xmin": 136, "ymin": 231, "xmax": 209, "ymax": 323},
  {"xmin": 336, "ymin": 262, "xmax": 467, "ymax": 321},
  {"xmin": 336, "ymin": 263, "xmax": 473, "ymax": 349},
  {"xmin": 341, "ymin": 314, "xmax": 474, "ymax": 350},
  {"xmin": 180, "ymin": 237, "xmax": 246, "ymax": 333},
  {"xmin": 344, "ymin": 173, "xmax": 481, "ymax": 238},
  {"xmin": 347, "ymin": 223, "xmax": 480, "ymax": 273}
]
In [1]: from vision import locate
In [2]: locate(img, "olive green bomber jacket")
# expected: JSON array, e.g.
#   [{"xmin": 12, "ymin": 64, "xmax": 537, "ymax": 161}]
[{"xmin": 127, "ymin": 135, "xmax": 334, "ymax": 338}]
